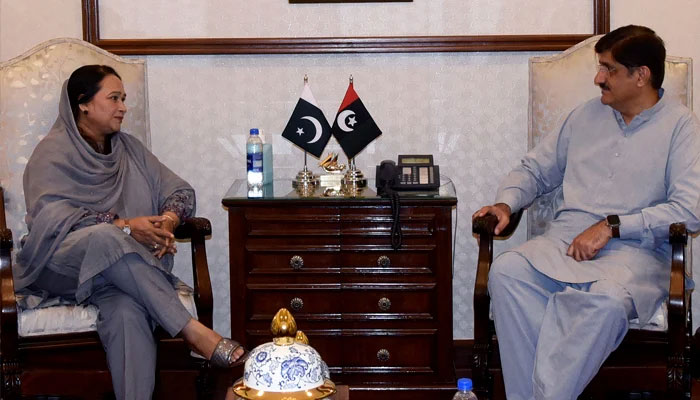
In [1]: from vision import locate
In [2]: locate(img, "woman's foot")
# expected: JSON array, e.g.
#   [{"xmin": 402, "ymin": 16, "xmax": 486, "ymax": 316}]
[
  {"xmin": 210, "ymin": 338, "xmax": 249, "ymax": 367},
  {"xmin": 181, "ymin": 319, "xmax": 247, "ymax": 366}
]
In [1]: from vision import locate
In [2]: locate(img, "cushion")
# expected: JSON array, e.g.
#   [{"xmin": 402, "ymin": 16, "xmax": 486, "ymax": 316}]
[{"xmin": 18, "ymin": 286, "xmax": 198, "ymax": 337}]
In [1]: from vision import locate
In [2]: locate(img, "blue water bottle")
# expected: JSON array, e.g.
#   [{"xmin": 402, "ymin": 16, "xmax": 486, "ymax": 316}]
[
  {"xmin": 452, "ymin": 378, "xmax": 478, "ymax": 400},
  {"xmin": 246, "ymin": 128, "xmax": 263, "ymax": 197}
]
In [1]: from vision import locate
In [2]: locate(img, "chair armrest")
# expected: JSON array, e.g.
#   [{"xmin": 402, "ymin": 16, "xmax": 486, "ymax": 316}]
[
  {"xmin": 174, "ymin": 217, "xmax": 213, "ymax": 329},
  {"xmin": 471, "ymin": 210, "xmax": 524, "ymax": 341},
  {"xmin": 472, "ymin": 210, "xmax": 524, "ymax": 239},
  {"xmin": 667, "ymin": 223, "xmax": 688, "ymax": 356},
  {"xmin": 1, "ymin": 227, "xmax": 19, "ymax": 359}
]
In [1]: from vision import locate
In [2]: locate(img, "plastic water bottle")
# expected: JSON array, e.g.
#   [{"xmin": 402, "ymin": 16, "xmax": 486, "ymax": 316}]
[
  {"xmin": 246, "ymin": 128, "xmax": 264, "ymax": 197},
  {"xmin": 452, "ymin": 378, "xmax": 478, "ymax": 400}
]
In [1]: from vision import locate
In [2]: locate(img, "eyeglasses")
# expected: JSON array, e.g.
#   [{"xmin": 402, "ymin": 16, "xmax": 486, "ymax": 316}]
[{"xmin": 597, "ymin": 64, "xmax": 618, "ymax": 75}]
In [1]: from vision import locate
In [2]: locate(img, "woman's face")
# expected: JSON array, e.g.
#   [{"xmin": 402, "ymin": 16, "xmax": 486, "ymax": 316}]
[{"xmin": 79, "ymin": 74, "xmax": 127, "ymax": 135}]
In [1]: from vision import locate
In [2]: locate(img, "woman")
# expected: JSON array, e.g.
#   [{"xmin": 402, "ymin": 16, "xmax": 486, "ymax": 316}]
[{"xmin": 14, "ymin": 65, "xmax": 246, "ymax": 400}]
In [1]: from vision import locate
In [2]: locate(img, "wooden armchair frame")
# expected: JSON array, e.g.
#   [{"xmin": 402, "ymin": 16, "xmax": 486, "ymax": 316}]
[
  {"xmin": 471, "ymin": 211, "xmax": 692, "ymax": 399},
  {"xmin": 0, "ymin": 186, "xmax": 216, "ymax": 399}
]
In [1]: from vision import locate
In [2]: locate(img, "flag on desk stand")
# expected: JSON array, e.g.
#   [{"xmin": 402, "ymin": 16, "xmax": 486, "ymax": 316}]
[
  {"xmin": 331, "ymin": 77, "xmax": 382, "ymax": 159},
  {"xmin": 281, "ymin": 80, "xmax": 332, "ymax": 158}
]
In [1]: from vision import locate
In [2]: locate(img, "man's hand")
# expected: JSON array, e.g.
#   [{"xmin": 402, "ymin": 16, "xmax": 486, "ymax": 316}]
[
  {"xmin": 567, "ymin": 220, "xmax": 613, "ymax": 261},
  {"xmin": 472, "ymin": 203, "xmax": 512, "ymax": 235}
]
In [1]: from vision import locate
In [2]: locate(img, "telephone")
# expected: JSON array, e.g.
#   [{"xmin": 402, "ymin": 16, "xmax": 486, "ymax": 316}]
[
  {"xmin": 375, "ymin": 155, "xmax": 440, "ymax": 251},
  {"xmin": 375, "ymin": 154, "xmax": 440, "ymax": 193}
]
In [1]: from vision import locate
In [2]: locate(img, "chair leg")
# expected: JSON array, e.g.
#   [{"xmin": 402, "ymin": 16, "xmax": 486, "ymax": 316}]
[
  {"xmin": 666, "ymin": 353, "xmax": 689, "ymax": 399},
  {"xmin": 1, "ymin": 358, "xmax": 21, "ymax": 400},
  {"xmin": 195, "ymin": 362, "xmax": 214, "ymax": 400},
  {"xmin": 472, "ymin": 341, "xmax": 493, "ymax": 400}
]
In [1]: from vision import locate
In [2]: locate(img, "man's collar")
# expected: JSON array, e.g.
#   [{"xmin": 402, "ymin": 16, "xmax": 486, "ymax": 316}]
[{"xmin": 612, "ymin": 88, "xmax": 665, "ymax": 132}]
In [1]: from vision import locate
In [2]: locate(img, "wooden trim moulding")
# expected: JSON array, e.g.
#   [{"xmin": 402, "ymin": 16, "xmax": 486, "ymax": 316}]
[{"xmin": 82, "ymin": 0, "xmax": 610, "ymax": 55}]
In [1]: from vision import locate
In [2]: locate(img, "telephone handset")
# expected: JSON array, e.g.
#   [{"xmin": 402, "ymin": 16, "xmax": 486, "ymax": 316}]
[
  {"xmin": 376, "ymin": 160, "xmax": 401, "ymax": 196},
  {"xmin": 375, "ymin": 160, "xmax": 402, "ymax": 250}
]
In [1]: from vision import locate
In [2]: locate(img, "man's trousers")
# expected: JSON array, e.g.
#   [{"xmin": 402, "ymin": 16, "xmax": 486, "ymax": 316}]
[{"xmin": 488, "ymin": 251, "xmax": 636, "ymax": 400}]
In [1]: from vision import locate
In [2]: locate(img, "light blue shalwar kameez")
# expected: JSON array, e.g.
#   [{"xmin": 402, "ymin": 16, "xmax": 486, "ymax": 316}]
[{"xmin": 489, "ymin": 90, "xmax": 700, "ymax": 400}]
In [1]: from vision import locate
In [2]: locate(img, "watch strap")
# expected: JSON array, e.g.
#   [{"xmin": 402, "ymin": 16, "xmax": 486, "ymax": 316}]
[{"xmin": 606, "ymin": 215, "xmax": 620, "ymax": 238}]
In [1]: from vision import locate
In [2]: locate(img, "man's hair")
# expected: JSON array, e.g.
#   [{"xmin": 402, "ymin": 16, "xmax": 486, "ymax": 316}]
[{"xmin": 594, "ymin": 25, "xmax": 666, "ymax": 90}]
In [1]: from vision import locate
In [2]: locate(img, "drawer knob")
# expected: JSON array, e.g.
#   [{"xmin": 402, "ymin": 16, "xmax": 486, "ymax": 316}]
[
  {"xmin": 378, "ymin": 297, "xmax": 392, "ymax": 311},
  {"xmin": 290, "ymin": 255, "xmax": 304, "ymax": 270},
  {"xmin": 290, "ymin": 297, "xmax": 304, "ymax": 311},
  {"xmin": 377, "ymin": 349, "xmax": 391, "ymax": 362},
  {"xmin": 377, "ymin": 255, "xmax": 391, "ymax": 268}
]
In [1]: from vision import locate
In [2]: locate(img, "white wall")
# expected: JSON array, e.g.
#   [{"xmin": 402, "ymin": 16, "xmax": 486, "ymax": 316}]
[
  {"xmin": 2, "ymin": 0, "xmax": 699, "ymax": 339},
  {"xmin": 0, "ymin": 0, "xmax": 82, "ymax": 62}
]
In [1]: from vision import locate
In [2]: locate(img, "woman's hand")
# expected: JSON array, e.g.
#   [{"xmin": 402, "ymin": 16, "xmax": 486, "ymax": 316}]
[
  {"xmin": 152, "ymin": 213, "xmax": 179, "ymax": 258},
  {"xmin": 126, "ymin": 215, "xmax": 177, "ymax": 258}
]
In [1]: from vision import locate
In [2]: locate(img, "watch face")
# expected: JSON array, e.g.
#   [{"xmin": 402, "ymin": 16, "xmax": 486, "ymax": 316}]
[{"xmin": 606, "ymin": 215, "xmax": 620, "ymax": 226}]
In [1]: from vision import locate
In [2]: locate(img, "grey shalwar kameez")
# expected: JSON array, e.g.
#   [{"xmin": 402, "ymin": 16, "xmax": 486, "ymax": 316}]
[
  {"xmin": 489, "ymin": 91, "xmax": 700, "ymax": 400},
  {"xmin": 15, "ymin": 80, "xmax": 196, "ymax": 400}
]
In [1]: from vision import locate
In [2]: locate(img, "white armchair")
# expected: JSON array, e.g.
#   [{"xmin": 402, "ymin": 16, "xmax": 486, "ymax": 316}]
[
  {"xmin": 472, "ymin": 35, "xmax": 694, "ymax": 399},
  {"xmin": 0, "ymin": 38, "xmax": 214, "ymax": 399}
]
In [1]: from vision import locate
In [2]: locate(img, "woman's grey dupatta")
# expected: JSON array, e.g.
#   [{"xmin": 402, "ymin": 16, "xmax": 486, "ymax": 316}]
[{"xmin": 14, "ymin": 79, "xmax": 192, "ymax": 291}]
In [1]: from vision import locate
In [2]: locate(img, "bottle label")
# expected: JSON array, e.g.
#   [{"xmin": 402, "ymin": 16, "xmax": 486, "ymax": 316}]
[{"xmin": 247, "ymin": 152, "xmax": 263, "ymax": 173}]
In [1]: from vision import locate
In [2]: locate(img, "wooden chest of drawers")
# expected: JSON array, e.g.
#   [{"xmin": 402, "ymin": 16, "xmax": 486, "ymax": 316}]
[{"xmin": 223, "ymin": 180, "xmax": 457, "ymax": 390}]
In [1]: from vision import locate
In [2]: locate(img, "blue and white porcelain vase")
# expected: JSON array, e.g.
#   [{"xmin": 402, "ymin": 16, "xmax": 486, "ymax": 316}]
[{"xmin": 232, "ymin": 308, "xmax": 336, "ymax": 400}]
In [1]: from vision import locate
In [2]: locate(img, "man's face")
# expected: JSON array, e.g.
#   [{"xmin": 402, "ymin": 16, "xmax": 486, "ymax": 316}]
[{"xmin": 594, "ymin": 51, "xmax": 641, "ymax": 111}]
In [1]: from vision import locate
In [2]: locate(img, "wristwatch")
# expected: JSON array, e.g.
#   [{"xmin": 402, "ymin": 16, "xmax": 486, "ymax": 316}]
[
  {"xmin": 122, "ymin": 219, "xmax": 131, "ymax": 235},
  {"xmin": 606, "ymin": 215, "xmax": 620, "ymax": 238}
]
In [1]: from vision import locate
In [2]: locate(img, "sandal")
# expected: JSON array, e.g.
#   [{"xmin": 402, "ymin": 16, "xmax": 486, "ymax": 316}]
[{"xmin": 210, "ymin": 338, "xmax": 249, "ymax": 368}]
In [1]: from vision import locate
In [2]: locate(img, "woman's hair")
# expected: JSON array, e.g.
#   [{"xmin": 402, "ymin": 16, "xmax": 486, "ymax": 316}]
[
  {"xmin": 594, "ymin": 25, "xmax": 666, "ymax": 90},
  {"xmin": 67, "ymin": 65, "xmax": 122, "ymax": 123}
]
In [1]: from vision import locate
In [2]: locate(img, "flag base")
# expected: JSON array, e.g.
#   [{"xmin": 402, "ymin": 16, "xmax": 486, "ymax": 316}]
[
  {"xmin": 293, "ymin": 167, "xmax": 320, "ymax": 188},
  {"xmin": 341, "ymin": 168, "xmax": 367, "ymax": 188}
]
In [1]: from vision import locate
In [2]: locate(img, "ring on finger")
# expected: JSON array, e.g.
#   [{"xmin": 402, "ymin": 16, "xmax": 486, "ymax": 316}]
[{"xmin": 153, "ymin": 243, "xmax": 159, "ymax": 250}]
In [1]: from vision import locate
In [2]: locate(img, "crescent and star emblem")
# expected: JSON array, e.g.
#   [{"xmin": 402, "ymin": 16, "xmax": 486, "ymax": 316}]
[
  {"xmin": 300, "ymin": 116, "xmax": 324, "ymax": 144},
  {"xmin": 336, "ymin": 110, "xmax": 357, "ymax": 133}
]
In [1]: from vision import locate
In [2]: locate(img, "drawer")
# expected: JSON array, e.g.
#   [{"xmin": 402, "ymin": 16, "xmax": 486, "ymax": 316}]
[
  {"xmin": 246, "ymin": 329, "xmax": 343, "ymax": 369},
  {"xmin": 341, "ymin": 283, "xmax": 436, "ymax": 320},
  {"xmin": 246, "ymin": 250, "xmax": 339, "ymax": 274},
  {"xmin": 341, "ymin": 330, "xmax": 436, "ymax": 369},
  {"xmin": 339, "ymin": 248, "xmax": 435, "ymax": 274},
  {"xmin": 245, "ymin": 207, "xmax": 340, "ymax": 237},
  {"xmin": 340, "ymin": 207, "xmax": 437, "ymax": 239},
  {"xmin": 247, "ymin": 284, "xmax": 342, "ymax": 321}
]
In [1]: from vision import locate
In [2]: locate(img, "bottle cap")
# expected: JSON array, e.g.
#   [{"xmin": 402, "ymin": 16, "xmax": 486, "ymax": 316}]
[
  {"xmin": 250, "ymin": 128, "xmax": 259, "ymax": 135},
  {"xmin": 457, "ymin": 378, "xmax": 473, "ymax": 391}
]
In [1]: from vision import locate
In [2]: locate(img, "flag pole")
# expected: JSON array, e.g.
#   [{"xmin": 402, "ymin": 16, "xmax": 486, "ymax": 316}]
[
  {"xmin": 341, "ymin": 75, "xmax": 367, "ymax": 191},
  {"xmin": 293, "ymin": 74, "xmax": 319, "ymax": 191}
]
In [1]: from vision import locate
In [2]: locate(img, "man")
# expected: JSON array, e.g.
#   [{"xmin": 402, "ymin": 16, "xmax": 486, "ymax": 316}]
[{"xmin": 473, "ymin": 25, "xmax": 700, "ymax": 400}]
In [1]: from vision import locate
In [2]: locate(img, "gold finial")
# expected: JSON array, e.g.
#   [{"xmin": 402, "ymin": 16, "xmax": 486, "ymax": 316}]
[
  {"xmin": 304, "ymin": 74, "xmax": 308, "ymax": 84},
  {"xmin": 271, "ymin": 308, "xmax": 297, "ymax": 345},
  {"xmin": 295, "ymin": 330, "xmax": 309, "ymax": 345}
]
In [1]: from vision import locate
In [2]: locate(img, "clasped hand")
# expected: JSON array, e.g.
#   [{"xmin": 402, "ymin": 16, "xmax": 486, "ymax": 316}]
[
  {"xmin": 127, "ymin": 216, "xmax": 177, "ymax": 259},
  {"xmin": 566, "ymin": 220, "xmax": 612, "ymax": 261}
]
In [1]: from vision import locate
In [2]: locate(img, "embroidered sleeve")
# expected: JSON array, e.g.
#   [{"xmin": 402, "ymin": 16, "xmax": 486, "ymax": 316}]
[
  {"xmin": 96, "ymin": 211, "xmax": 117, "ymax": 224},
  {"xmin": 160, "ymin": 189, "xmax": 195, "ymax": 223}
]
